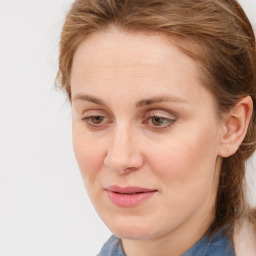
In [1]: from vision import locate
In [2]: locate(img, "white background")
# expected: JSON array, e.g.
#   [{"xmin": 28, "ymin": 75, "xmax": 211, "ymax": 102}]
[{"xmin": 0, "ymin": 0, "xmax": 255, "ymax": 255}]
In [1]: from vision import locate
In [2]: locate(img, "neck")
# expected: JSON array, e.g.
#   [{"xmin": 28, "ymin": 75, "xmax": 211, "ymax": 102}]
[{"xmin": 122, "ymin": 211, "xmax": 215, "ymax": 256}]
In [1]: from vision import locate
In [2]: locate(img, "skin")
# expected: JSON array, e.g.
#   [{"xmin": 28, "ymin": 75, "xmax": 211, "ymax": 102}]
[{"xmin": 70, "ymin": 26, "xmax": 251, "ymax": 256}]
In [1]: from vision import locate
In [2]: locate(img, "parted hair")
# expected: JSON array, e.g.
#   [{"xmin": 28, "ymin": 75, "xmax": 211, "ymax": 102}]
[{"xmin": 56, "ymin": 0, "xmax": 256, "ymax": 237}]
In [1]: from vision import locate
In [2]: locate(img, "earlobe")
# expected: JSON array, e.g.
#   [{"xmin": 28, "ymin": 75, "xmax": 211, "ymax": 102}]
[{"xmin": 218, "ymin": 96, "xmax": 253, "ymax": 158}]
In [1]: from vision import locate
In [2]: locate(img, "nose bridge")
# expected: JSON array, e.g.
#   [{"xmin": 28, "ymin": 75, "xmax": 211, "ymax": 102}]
[
  {"xmin": 104, "ymin": 121, "xmax": 142, "ymax": 173},
  {"xmin": 114, "ymin": 122, "xmax": 132, "ymax": 149}
]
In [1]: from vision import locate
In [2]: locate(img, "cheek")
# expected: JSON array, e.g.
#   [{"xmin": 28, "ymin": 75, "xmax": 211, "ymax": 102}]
[
  {"xmin": 147, "ymin": 124, "xmax": 219, "ymax": 191},
  {"xmin": 72, "ymin": 127, "xmax": 105, "ymax": 184},
  {"xmin": 143, "ymin": 129, "xmax": 220, "ymax": 226}
]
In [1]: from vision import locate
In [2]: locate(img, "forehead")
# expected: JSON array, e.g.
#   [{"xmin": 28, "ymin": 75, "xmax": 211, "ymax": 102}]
[
  {"xmin": 71, "ymin": 26, "xmax": 199, "ymax": 81},
  {"xmin": 70, "ymin": 26, "xmax": 217, "ymax": 112}
]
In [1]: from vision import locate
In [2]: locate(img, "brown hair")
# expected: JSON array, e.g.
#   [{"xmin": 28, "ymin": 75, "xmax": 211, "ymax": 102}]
[{"xmin": 56, "ymin": 0, "xmax": 256, "ymax": 237}]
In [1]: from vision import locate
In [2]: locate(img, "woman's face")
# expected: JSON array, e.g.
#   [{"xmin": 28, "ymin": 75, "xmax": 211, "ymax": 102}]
[{"xmin": 71, "ymin": 27, "xmax": 224, "ymax": 240}]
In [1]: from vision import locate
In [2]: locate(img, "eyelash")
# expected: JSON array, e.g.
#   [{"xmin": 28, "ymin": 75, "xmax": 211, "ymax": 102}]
[
  {"xmin": 81, "ymin": 116, "xmax": 109, "ymax": 128},
  {"xmin": 143, "ymin": 115, "xmax": 176, "ymax": 130},
  {"xmin": 81, "ymin": 114, "xmax": 177, "ymax": 130}
]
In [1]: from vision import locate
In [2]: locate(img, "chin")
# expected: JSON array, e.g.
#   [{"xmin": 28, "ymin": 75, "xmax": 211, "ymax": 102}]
[
  {"xmin": 111, "ymin": 226, "xmax": 155, "ymax": 240},
  {"xmin": 103, "ymin": 215, "xmax": 165, "ymax": 240}
]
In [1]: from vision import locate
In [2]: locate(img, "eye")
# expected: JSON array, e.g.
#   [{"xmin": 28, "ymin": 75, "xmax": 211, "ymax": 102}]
[
  {"xmin": 81, "ymin": 115, "xmax": 108, "ymax": 128},
  {"xmin": 143, "ymin": 113, "xmax": 177, "ymax": 130},
  {"xmin": 151, "ymin": 116, "xmax": 172, "ymax": 126},
  {"xmin": 89, "ymin": 116, "xmax": 105, "ymax": 124}
]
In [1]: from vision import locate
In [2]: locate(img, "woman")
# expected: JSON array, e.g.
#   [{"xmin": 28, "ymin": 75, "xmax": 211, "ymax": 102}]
[{"xmin": 56, "ymin": 0, "xmax": 256, "ymax": 255}]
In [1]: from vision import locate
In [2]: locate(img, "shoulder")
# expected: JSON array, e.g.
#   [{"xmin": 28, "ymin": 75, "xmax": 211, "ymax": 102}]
[
  {"xmin": 234, "ymin": 220, "xmax": 256, "ymax": 256},
  {"xmin": 182, "ymin": 230, "xmax": 235, "ymax": 256},
  {"xmin": 97, "ymin": 235, "xmax": 126, "ymax": 256}
]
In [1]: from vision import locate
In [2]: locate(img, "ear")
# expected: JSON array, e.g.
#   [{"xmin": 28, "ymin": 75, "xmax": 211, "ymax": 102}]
[{"xmin": 218, "ymin": 96, "xmax": 253, "ymax": 158}]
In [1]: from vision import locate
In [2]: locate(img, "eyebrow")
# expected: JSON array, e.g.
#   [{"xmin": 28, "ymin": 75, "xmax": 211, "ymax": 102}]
[
  {"xmin": 73, "ymin": 93, "xmax": 189, "ymax": 107},
  {"xmin": 73, "ymin": 94, "xmax": 106, "ymax": 106},
  {"xmin": 136, "ymin": 96, "xmax": 189, "ymax": 107}
]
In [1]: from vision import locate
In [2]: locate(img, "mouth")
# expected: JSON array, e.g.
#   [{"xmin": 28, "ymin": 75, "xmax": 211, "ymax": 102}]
[{"xmin": 105, "ymin": 186, "xmax": 158, "ymax": 207}]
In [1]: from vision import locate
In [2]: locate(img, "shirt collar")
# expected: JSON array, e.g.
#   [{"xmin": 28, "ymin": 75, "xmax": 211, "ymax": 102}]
[{"xmin": 98, "ymin": 229, "xmax": 235, "ymax": 256}]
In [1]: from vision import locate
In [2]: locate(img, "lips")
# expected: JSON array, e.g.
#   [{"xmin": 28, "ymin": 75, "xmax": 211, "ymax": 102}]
[{"xmin": 105, "ymin": 186, "xmax": 157, "ymax": 207}]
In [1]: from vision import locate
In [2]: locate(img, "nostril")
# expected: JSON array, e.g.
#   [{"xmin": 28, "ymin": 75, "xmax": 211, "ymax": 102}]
[{"xmin": 103, "ymin": 140, "xmax": 144, "ymax": 173}]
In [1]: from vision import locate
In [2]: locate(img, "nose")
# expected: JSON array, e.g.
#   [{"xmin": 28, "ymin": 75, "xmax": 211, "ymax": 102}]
[{"xmin": 104, "ymin": 125, "xmax": 144, "ymax": 174}]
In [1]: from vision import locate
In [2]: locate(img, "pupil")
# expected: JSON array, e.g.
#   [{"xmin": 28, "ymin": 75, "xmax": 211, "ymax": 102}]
[
  {"xmin": 153, "ymin": 117, "xmax": 163, "ymax": 126},
  {"xmin": 93, "ymin": 116, "xmax": 103, "ymax": 123}
]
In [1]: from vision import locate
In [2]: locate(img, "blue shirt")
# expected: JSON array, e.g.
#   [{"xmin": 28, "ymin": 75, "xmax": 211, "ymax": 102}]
[{"xmin": 98, "ymin": 230, "xmax": 235, "ymax": 256}]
